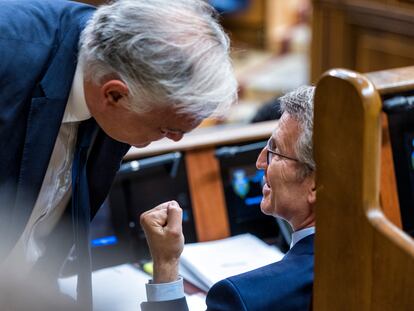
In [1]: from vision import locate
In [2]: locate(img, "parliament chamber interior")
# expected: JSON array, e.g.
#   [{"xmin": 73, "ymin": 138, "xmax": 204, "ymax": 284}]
[{"xmin": 15, "ymin": 0, "xmax": 414, "ymax": 310}]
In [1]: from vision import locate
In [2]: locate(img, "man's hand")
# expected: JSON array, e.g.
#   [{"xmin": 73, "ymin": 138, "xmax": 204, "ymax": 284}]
[{"xmin": 140, "ymin": 201, "xmax": 184, "ymax": 284}]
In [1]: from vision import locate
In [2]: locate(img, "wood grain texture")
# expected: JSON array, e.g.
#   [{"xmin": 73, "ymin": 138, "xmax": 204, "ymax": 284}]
[
  {"xmin": 366, "ymin": 66, "xmax": 414, "ymax": 95},
  {"xmin": 313, "ymin": 68, "xmax": 414, "ymax": 310},
  {"xmin": 185, "ymin": 149, "xmax": 230, "ymax": 242},
  {"xmin": 311, "ymin": 0, "xmax": 414, "ymax": 80},
  {"xmin": 380, "ymin": 113, "xmax": 402, "ymax": 228}
]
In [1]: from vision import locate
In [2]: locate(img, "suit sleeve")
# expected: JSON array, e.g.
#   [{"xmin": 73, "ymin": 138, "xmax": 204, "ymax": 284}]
[
  {"xmin": 206, "ymin": 279, "xmax": 247, "ymax": 311},
  {"xmin": 140, "ymin": 297, "xmax": 189, "ymax": 311}
]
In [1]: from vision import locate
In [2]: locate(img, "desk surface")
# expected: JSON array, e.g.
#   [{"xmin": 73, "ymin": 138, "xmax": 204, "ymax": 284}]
[
  {"xmin": 59, "ymin": 264, "xmax": 207, "ymax": 311},
  {"xmin": 125, "ymin": 120, "xmax": 276, "ymax": 160}
]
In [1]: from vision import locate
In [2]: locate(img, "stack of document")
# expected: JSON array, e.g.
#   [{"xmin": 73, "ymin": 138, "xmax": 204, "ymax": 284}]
[
  {"xmin": 59, "ymin": 264, "xmax": 150, "ymax": 311},
  {"xmin": 179, "ymin": 234, "xmax": 284, "ymax": 292}
]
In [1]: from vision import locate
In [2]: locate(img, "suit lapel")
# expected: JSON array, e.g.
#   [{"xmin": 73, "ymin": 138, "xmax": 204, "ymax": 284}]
[
  {"xmin": 12, "ymin": 96, "xmax": 67, "ymax": 241},
  {"xmin": 12, "ymin": 29, "xmax": 79, "ymax": 244}
]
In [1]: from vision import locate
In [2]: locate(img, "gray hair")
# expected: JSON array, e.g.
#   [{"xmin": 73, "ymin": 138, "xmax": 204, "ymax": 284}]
[
  {"xmin": 79, "ymin": 0, "xmax": 237, "ymax": 119},
  {"xmin": 279, "ymin": 86, "xmax": 315, "ymax": 178}
]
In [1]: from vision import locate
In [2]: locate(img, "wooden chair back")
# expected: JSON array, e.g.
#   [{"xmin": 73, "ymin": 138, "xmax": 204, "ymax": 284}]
[{"xmin": 313, "ymin": 67, "xmax": 414, "ymax": 310}]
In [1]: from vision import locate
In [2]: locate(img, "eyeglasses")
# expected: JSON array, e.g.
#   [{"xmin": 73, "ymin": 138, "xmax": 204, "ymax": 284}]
[{"xmin": 266, "ymin": 137, "xmax": 300, "ymax": 165}]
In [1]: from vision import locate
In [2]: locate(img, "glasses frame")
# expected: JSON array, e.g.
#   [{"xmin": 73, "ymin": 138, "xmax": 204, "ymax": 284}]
[{"xmin": 266, "ymin": 137, "xmax": 300, "ymax": 165}]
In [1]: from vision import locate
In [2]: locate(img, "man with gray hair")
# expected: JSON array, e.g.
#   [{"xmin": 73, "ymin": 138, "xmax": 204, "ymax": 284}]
[
  {"xmin": 0, "ymin": 0, "xmax": 236, "ymax": 310},
  {"xmin": 141, "ymin": 86, "xmax": 316, "ymax": 311}
]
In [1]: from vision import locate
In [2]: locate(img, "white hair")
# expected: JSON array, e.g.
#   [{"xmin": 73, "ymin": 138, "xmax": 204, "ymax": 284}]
[
  {"xmin": 279, "ymin": 86, "xmax": 315, "ymax": 178},
  {"xmin": 78, "ymin": 0, "xmax": 237, "ymax": 119}
]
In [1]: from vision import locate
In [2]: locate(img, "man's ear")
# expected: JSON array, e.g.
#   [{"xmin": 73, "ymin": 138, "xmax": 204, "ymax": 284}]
[
  {"xmin": 308, "ymin": 175, "xmax": 317, "ymax": 205},
  {"xmin": 100, "ymin": 80, "xmax": 129, "ymax": 108}
]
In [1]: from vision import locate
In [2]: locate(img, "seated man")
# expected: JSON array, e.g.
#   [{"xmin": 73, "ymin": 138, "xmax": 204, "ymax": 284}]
[{"xmin": 140, "ymin": 86, "xmax": 316, "ymax": 311}]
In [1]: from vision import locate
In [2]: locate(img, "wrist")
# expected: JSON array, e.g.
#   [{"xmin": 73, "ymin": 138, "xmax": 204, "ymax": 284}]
[{"xmin": 153, "ymin": 259, "xmax": 179, "ymax": 283}]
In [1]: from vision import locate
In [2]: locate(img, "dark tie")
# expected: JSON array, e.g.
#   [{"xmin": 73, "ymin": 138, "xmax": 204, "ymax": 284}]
[{"xmin": 72, "ymin": 120, "xmax": 97, "ymax": 311}]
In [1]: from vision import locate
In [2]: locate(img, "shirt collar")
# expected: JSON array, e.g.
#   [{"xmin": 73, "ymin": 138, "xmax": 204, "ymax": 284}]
[
  {"xmin": 62, "ymin": 62, "xmax": 91, "ymax": 123},
  {"xmin": 290, "ymin": 226, "xmax": 315, "ymax": 249}
]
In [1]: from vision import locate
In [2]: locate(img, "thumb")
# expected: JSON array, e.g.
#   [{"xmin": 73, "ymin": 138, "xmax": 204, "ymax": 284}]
[{"xmin": 166, "ymin": 201, "xmax": 183, "ymax": 233}]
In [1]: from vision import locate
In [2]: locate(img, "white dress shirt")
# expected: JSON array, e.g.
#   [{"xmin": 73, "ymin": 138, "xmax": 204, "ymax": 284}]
[
  {"xmin": 146, "ymin": 277, "xmax": 185, "ymax": 302},
  {"xmin": 290, "ymin": 226, "xmax": 315, "ymax": 249},
  {"xmin": 3, "ymin": 64, "xmax": 91, "ymax": 273}
]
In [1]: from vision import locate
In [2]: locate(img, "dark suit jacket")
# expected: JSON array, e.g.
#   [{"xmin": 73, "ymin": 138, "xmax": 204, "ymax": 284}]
[
  {"xmin": 142, "ymin": 234, "xmax": 314, "ymax": 311},
  {"xmin": 206, "ymin": 234, "xmax": 314, "ymax": 311},
  {"xmin": 0, "ymin": 0, "xmax": 129, "ymax": 306}
]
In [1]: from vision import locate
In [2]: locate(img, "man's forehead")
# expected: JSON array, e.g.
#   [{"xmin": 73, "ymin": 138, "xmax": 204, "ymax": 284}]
[
  {"xmin": 271, "ymin": 117, "xmax": 284, "ymax": 139},
  {"xmin": 271, "ymin": 113, "xmax": 299, "ymax": 144}
]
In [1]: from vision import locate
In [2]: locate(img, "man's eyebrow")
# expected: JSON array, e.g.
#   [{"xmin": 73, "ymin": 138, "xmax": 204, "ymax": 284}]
[
  {"xmin": 270, "ymin": 136, "xmax": 280, "ymax": 149},
  {"xmin": 272, "ymin": 136, "xmax": 288, "ymax": 153}
]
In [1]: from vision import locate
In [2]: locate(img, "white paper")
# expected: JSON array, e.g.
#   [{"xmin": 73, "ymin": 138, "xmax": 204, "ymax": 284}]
[
  {"xmin": 186, "ymin": 292, "xmax": 207, "ymax": 311},
  {"xmin": 180, "ymin": 234, "xmax": 284, "ymax": 291},
  {"xmin": 59, "ymin": 263, "xmax": 150, "ymax": 311}
]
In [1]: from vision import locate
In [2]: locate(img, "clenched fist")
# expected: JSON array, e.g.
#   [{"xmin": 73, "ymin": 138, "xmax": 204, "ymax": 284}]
[{"xmin": 140, "ymin": 201, "xmax": 184, "ymax": 283}]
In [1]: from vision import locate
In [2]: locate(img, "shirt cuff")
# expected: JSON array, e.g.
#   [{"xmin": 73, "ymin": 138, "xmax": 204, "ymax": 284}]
[{"xmin": 145, "ymin": 277, "xmax": 185, "ymax": 302}]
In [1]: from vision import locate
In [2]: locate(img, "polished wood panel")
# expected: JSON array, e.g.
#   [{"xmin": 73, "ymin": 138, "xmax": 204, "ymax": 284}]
[
  {"xmin": 311, "ymin": 0, "xmax": 414, "ymax": 82},
  {"xmin": 380, "ymin": 113, "xmax": 402, "ymax": 228},
  {"xmin": 221, "ymin": 0, "xmax": 266, "ymax": 48},
  {"xmin": 313, "ymin": 70, "xmax": 379, "ymax": 309},
  {"xmin": 185, "ymin": 149, "xmax": 230, "ymax": 242},
  {"xmin": 366, "ymin": 65, "xmax": 414, "ymax": 95},
  {"xmin": 355, "ymin": 32, "xmax": 414, "ymax": 73},
  {"xmin": 313, "ymin": 67, "xmax": 414, "ymax": 310}
]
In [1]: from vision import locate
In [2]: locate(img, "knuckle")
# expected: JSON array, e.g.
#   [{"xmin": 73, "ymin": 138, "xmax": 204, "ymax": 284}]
[
  {"xmin": 170, "ymin": 200, "xmax": 180, "ymax": 208},
  {"xmin": 168, "ymin": 229, "xmax": 182, "ymax": 239},
  {"xmin": 139, "ymin": 213, "xmax": 148, "ymax": 226},
  {"xmin": 157, "ymin": 202, "xmax": 169, "ymax": 208},
  {"xmin": 170, "ymin": 205, "xmax": 182, "ymax": 214}
]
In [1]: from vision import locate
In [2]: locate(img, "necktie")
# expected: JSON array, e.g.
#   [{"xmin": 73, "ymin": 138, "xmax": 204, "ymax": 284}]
[{"xmin": 72, "ymin": 120, "xmax": 97, "ymax": 311}]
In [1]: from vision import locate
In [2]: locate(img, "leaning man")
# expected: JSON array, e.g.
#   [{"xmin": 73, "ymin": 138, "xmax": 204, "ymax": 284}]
[{"xmin": 0, "ymin": 0, "xmax": 236, "ymax": 310}]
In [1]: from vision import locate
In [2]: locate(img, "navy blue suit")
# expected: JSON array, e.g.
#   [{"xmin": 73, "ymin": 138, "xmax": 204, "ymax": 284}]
[
  {"xmin": 0, "ymin": 0, "xmax": 130, "ymax": 305},
  {"xmin": 205, "ymin": 234, "xmax": 314, "ymax": 311}
]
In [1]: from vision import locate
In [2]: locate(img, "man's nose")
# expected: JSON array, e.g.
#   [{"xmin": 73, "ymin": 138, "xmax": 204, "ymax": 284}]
[
  {"xmin": 256, "ymin": 147, "xmax": 267, "ymax": 170},
  {"xmin": 166, "ymin": 132, "xmax": 184, "ymax": 142}
]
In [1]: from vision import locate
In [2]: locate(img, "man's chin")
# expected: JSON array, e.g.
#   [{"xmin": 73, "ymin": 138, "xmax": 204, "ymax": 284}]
[{"xmin": 259, "ymin": 200, "xmax": 273, "ymax": 216}]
